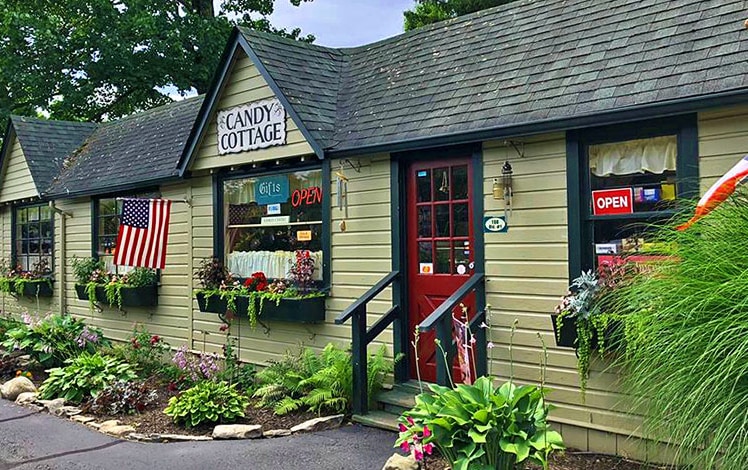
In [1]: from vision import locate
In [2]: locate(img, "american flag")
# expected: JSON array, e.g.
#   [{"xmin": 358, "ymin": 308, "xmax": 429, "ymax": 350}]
[{"xmin": 114, "ymin": 198, "xmax": 172, "ymax": 269}]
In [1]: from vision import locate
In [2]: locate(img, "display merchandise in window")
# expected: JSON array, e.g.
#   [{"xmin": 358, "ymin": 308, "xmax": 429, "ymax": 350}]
[
  {"xmin": 588, "ymin": 135, "xmax": 678, "ymax": 266},
  {"xmin": 224, "ymin": 169, "xmax": 323, "ymax": 280}
]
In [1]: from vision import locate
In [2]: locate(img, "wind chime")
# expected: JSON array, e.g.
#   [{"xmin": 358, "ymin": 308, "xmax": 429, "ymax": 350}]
[{"xmin": 336, "ymin": 162, "xmax": 349, "ymax": 232}]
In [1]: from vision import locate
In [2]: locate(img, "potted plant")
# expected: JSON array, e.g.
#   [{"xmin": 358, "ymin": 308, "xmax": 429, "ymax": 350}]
[
  {"xmin": 553, "ymin": 262, "xmax": 631, "ymax": 393},
  {"xmin": 0, "ymin": 259, "xmax": 54, "ymax": 297},
  {"xmin": 194, "ymin": 258, "xmax": 250, "ymax": 319},
  {"xmin": 249, "ymin": 250, "xmax": 326, "ymax": 325},
  {"xmin": 72, "ymin": 256, "xmax": 158, "ymax": 309}
]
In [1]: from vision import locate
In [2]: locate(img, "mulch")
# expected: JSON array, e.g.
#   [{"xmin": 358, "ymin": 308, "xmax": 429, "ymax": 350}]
[{"xmin": 420, "ymin": 450, "xmax": 678, "ymax": 470}]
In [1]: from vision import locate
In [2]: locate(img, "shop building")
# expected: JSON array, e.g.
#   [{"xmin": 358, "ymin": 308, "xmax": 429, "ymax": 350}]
[{"xmin": 1, "ymin": 0, "xmax": 747, "ymax": 459}]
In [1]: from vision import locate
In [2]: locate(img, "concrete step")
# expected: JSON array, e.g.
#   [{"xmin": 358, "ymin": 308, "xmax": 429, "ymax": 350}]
[
  {"xmin": 377, "ymin": 387, "xmax": 417, "ymax": 415},
  {"xmin": 352, "ymin": 410, "xmax": 400, "ymax": 432}
]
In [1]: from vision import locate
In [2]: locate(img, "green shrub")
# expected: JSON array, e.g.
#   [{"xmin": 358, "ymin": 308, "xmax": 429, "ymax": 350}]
[
  {"xmin": 107, "ymin": 324, "xmax": 170, "ymax": 378},
  {"xmin": 608, "ymin": 193, "xmax": 748, "ymax": 469},
  {"xmin": 396, "ymin": 377, "xmax": 563, "ymax": 470},
  {"xmin": 253, "ymin": 343, "xmax": 392, "ymax": 415},
  {"xmin": 85, "ymin": 380, "xmax": 159, "ymax": 416},
  {"xmin": 71, "ymin": 256, "xmax": 105, "ymax": 284},
  {"xmin": 39, "ymin": 352, "xmax": 137, "ymax": 404},
  {"xmin": 1, "ymin": 313, "xmax": 109, "ymax": 367},
  {"xmin": 163, "ymin": 380, "xmax": 249, "ymax": 428}
]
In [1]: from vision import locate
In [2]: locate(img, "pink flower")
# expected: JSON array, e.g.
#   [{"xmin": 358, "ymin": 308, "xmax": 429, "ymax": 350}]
[
  {"xmin": 407, "ymin": 416, "xmax": 414, "ymax": 425},
  {"xmin": 422, "ymin": 426, "xmax": 431, "ymax": 438},
  {"xmin": 414, "ymin": 448, "xmax": 423, "ymax": 461},
  {"xmin": 398, "ymin": 423, "xmax": 407, "ymax": 432},
  {"xmin": 400, "ymin": 441, "xmax": 410, "ymax": 452},
  {"xmin": 423, "ymin": 443, "xmax": 434, "ymax": 455},
  {"xmin": 487, "ymin": 342, "xmax": 495, "ymax": 349}
]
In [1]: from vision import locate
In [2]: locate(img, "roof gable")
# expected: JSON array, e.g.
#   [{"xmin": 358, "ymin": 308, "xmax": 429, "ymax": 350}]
[
  {"xmin": 0, "ymin": 128, "xmax": 38, "ymax": 203},
  {"xmin": 8, "ymin": 116, "xmax": 96, "ymax": 195}
]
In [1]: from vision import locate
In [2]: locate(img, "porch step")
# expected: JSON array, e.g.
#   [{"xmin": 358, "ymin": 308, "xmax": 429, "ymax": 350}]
[
  {"xmin": 352, "ymin": 410, "xmax": 399, "ymax": 432},
  {"xmin": 353, "ymin": 382, "xmax": 424, "ymax": 432}
]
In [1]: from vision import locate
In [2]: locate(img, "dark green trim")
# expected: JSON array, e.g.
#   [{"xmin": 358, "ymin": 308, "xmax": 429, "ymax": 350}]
[
  {"xmin": 236, "ymin": 34, "xmax": 325, "ymax": 161},
  {"xmin": 470, "ymin": 146, "xmax": 488, "ymax": 378},
  {"xmin": 389, "ymin": 156, "xmax": 408, "ymax": 383},
  {"xmin": 566, "ymin": 114, "xmax": 700, "ymax": 278},
  {"xmin": 321, "ymin": 159, "xmax": 332, "ymax": 290},
  {"xmin": 212, "ymin": 171, "xmax": 224, "ymax": 260},
  {"xmin": 10, "ymin": 203, "xmax": 16, "ymax": 266},
  {"xmin": 330, "ymin": 89, "xmax": 748, "ymax": 159},
  {"xmin": 90, "ymin": 199, "xmax": 98, "ymax": 258},
  {"xmin": 10, "ymin": 201, "xmax": 56, "ymax": 273},
  {"xmin": 177, "ymin": 30, "xmax": 242, "ymax": 176}
]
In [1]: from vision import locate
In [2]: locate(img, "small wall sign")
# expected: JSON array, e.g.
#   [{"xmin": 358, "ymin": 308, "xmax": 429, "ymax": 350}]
[
  {"xmin": 592, "ymin": 188, "xmax": 633, "ymax": 216},
  {"xmin": 255, "ymin": 175, "xmax": 289, "ymax": 205},
  {"xmin": 217, "ymin": 98, "xmax": 286, "ymax": 155},
  {"xmin": 297, "ymin": 230, "xmax": 312, "ymax": 241},
  {"xmin": 261, "ymin": 215, "xmax": 290, "ymax": 226},
  {"xmin": 483, "ymin": 216, "xmax": 508, "ymax": 233},
  {"xmin": 266, "ymin": 203, "xmax": 281, "ymax": 215},
  {"xmin": 419, "ymin": 263, "xmax": 434, "ymax": 274}
]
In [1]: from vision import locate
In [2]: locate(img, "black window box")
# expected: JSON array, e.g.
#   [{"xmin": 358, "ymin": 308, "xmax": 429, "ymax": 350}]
[
  {"xmin": 18, "ymin": 280, "xmax": 53, "ymax": 298},
  {"xmin": 195, "ymin": 292, "xmax": 250, "ymax": 316},
  {"xmin": 259, "ymin": 296, "xmax": 326, "ymax": 324},
  {"xmin": 75, "ymin": 283, "xmax": 158, "ymax": 307},
  {"xmin": 551, "ymin": 314, "xmax": 623, "ymax": 350}
]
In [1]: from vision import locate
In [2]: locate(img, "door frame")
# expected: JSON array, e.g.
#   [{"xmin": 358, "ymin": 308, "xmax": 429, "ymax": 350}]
[{"xmin": 390, "ymin": 143, "xmax": 485, "ymax": 383}]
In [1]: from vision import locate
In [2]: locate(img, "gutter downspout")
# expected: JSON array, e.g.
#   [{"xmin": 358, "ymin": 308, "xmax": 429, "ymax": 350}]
[{"xmin": 49, "ymin": 201, "xmax": 72, "ymax": 315}]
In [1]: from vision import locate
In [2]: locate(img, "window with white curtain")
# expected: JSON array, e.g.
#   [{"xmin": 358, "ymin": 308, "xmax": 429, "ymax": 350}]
[{"xmin": 223, "ymin": 169, "xmax": 323, "ymax": 280}]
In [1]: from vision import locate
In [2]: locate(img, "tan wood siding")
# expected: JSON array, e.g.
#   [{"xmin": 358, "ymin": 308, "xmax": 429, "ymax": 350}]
[
  {"xmin": 0, "ymin": 132, "xmax": 38, "ymax": 203},
  {"xmin": 190, "ymin": 53, "xmax": 315, "ymax": 172},
  {"xmin": 698, "ymin": 105, "xmax": 748, "ymax": 190}
]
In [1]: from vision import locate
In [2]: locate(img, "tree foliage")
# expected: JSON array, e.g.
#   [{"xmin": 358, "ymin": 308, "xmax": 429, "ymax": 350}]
[
  {"xmin": 0, "ymin": 0, "xmax": 314, "ymax": 145},
  {"xmin": 403, "ymin": 0, "xmax": 518, "ymax": 31}
]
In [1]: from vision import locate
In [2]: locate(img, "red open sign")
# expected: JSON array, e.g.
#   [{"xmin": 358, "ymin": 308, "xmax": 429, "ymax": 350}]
[{"xmin": 592, "ymin": 188, "xmax": 634, "ymax": 216}]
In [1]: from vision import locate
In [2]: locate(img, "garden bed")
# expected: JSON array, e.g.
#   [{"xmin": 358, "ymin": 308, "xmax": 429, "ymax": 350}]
[{"xmin": 421, "ymin": 450, "xmax": 678, "ymax": 470}]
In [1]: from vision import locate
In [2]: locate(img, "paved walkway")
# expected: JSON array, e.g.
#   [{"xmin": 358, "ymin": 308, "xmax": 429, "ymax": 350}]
[{"xmin": 0, "ymin": 401, "xmax": 398, "ymax": 470}]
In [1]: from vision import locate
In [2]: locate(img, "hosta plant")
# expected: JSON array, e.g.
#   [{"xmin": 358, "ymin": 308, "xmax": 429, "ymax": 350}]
[
  {"xmin": 396, "ymin": 376, "xmax": 564, "ymax": 470},
  {"xmin": 39, "ymin": 352, "xmax": 137, "ymax": 404},
  {"xmin": 163, "ymin": 380, "xmax": 249, "ymax": 428}
]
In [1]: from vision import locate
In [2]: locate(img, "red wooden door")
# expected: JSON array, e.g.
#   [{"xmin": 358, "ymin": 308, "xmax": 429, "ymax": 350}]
[{"xmin": 407, "ymin": 158, "xmax": 475, "ymax": 383}]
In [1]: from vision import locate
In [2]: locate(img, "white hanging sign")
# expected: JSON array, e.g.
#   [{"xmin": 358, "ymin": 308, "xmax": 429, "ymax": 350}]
[{"xmin": 217, "ymin": 98, "xmax": 287, "ymax": 155}]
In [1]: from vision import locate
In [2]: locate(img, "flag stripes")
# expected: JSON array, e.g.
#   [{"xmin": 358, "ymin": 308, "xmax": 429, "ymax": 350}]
[{"xmin": 114, "ymin": 198, "xmax": 172, "ymax": 269}]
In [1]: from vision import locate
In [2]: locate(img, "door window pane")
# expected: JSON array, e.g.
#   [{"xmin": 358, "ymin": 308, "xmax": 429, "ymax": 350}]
[
  {"xmin": 419, "ymin": 242, "xmax": 432, "ymax": 264},
  {"xmin": 435, "ymin": 205, "xmax": 450, "ymax": 237},
  {"xmin": 454, "ymin": 241, "xmax": 471, "ymax": 275},
  {"xmin": 417, "ymin": 206, "xmax": 432, "ymax": 238},
  {"xmin": 453, "ymin": 203, "xmax": 468, "ymax": 237},
  {"xmin": 416, "ymin": 169, "xmax": 431, "ymax": 202},
  {"xmin": 451, "ymin": 165, "xmax": 468, "ymax": 200},
  {"xmin": 435, "ymin": 241, "xmax": 451, "ymax": 273},
  {"xmin": 434, "ymin": 168, "xmax": 450, "ymax": 201}
]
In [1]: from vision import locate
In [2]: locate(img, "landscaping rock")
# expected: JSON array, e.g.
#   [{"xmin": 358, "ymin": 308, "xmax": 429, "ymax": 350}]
[
  {"xmin": 382, "ymin": 453, "xmax": 419, "ymax": 470},
  {"xmin": 102, "ymin": 424, "xmax": 136, "ymax": 437},
  {"xmin": 87, "ymin": 422, "xmax": 102, "ymax": 429},
  {"xmin": 15, "ymin": 391, "xmax": 38, "ymax": 405},
  {"xmin": 212, "ymin": 424, "xmax": 263, "ymax": 440},
  {"xmin": 290, "ymin": 414, "xmax": 345, "ymax": 434},
  {"xmin": 41, "ymin": 398, "xmax": 66, "ymax": 416},
  {"xmin": 59, "ymin": 406, "xmax": 82, "ymax": 417},
  {"xmin": 158, "ymin": 434, "xmax": 213, "ymax": 442},
  {"xmin": 71, "ymin": 415, "xmax": 96, "ymax": 424},
  {"xmin": 263, "ymin": 429, "xmax": 291, "ymax": 438},
  {"xmin": 127, "ymin": 433, "xmax": 162, "ymax": 443},
  {"xmin": 0, "ymin": 376, "xmax": 37, "ymax": 401}
]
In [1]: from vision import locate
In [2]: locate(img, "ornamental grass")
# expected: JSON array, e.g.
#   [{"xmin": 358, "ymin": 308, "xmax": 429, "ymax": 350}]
[{"xmin": 608, "ymin": 193, "xmax": 748, "ymax": 469}]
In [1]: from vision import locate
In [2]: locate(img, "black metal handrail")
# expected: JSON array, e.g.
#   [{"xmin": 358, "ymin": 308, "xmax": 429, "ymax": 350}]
[
  {"xmin": 335, "ymin": 270, "xmax": 401, "ymax": 414},
  {"xmin": 418, "ymin": 272, "xmax": 487, "ymax": 385}
]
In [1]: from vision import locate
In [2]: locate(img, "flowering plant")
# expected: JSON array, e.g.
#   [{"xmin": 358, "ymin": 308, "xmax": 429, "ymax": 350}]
[
  {"xmin": 243, "ymin": 272, "xmax": 268, "ymax": 292},
  {"xmin": 0, "ymin": 258, "xmax": 52, "ymax": 296}
]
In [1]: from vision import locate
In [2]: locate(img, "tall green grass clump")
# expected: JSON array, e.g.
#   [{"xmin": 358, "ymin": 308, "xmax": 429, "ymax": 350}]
[{"xmin": 609, "ymin": 193, "xmax": 748, "ymax": 469}]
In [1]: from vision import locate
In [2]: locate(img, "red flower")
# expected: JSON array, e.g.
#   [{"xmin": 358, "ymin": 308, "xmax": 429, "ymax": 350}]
[
  {"xmin": 131, "ymin": 338, "xmax": 140, "ymax": 349},
  {"xmin": 150, "ymin": 335, "xmax": 160, "ymax": 346},
  {"xmin": 219, "ymin": 323, "xmax": 230, "ymax": 332}
]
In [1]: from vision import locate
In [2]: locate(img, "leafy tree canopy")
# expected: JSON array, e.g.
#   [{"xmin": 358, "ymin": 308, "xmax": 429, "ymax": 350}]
[
  {"xmin": 403, "ymin": 0, "xmax": 518, "ymax": 31},
  {"xmin": 0, "ymin": 0, "xmax": 314, "ymax": 146}
]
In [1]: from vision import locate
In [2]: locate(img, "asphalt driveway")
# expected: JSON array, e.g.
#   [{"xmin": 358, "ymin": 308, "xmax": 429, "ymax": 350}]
[{"xmin": 0, "ymin": 401, "xmax": 398, "ymax": 470}]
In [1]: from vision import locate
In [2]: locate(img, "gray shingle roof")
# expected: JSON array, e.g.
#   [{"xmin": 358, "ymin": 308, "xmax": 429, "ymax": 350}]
[
  {"xmin": 9, "ymin": 116, "xmax": 97, "ymax": 195},
  {"xmin": 240, "ymin": 0, "xmax": 748, "ymax": 153},
  {"xmin": 47, "ymin": 96, "xmax": 204, "ymax": 198}
]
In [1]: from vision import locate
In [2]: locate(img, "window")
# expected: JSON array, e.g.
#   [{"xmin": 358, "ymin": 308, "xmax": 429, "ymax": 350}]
[
  {"xmin": 13, "ymin": 204, "xmax": 54, "ymax": 272},
  {"xmin": 93, "ymin": 191, "xmax": 159, "ymax": 273},
  {"xmin": 567, "ymin": 116, "xmax": 699, "ymax": 276},
  {"xmin": 222, "ymin": 169, "xmax": 324, "ymax": 281}
]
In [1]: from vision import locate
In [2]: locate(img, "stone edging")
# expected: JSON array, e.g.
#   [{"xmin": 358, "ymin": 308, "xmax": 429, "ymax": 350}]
[{"xmin": 8, "ymin": 390, "xmax": 345, "ymax": 442}]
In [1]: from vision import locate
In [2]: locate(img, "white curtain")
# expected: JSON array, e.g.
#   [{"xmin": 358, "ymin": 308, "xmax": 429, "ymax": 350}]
[
  {"xmin": 589, "ymin": 135, "xmax": 677, "ymax": 177},
  {"xmin": 227, "ymin": 250, "xmax": 323, "ymax": 280}
]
